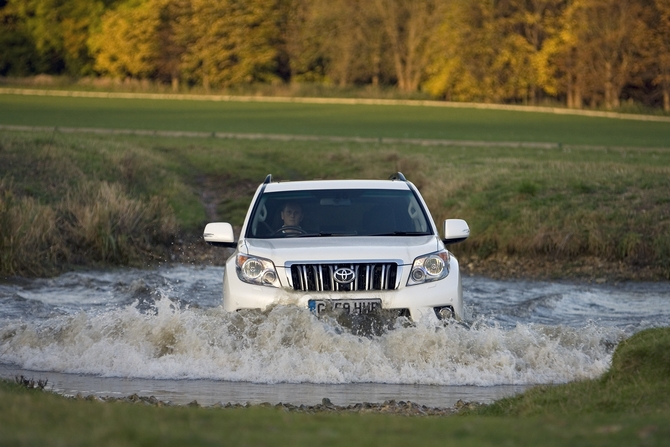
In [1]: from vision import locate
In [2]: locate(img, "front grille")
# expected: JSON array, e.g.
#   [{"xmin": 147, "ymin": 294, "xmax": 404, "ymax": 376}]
[{"xmin": 290, "ymin": 263, "xmax": 398, "ymax": 292}]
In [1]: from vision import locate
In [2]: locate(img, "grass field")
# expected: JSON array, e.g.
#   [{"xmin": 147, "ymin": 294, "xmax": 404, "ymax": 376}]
[
  {"xmin": 1, "ymin": 92, "xmax": 670, "ymax": 279},
  {"xmin": 2, "ymin": 129, "xmax": 669, "ymax": 279},
  {"xmin": 1, "ymin": 93, "xmax": 669, "ymax": 445},
  {"xmin": 2, "ymin": 93, "xmax": 670, "ymax": 147},
  {"xmin": 1, "ymin": 327, "xmax": 669, "ymax": 446}
]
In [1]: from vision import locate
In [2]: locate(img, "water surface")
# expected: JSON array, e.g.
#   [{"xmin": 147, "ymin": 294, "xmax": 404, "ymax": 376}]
[{"xmin": 1, "ymin": 266, "xmax": 668, "ymax": 406}]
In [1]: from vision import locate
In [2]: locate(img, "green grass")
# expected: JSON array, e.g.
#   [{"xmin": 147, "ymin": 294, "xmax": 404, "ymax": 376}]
[
  {"xmin": 0, "ymin": 132, "xmax": 181, "ymax": 275},
  {"xmin": 2, "ymin": 327, "xmax": 669, "ymax": 446},
  {"xmin": 473, "ymin": 328, "xmax": 670, "ymax": 417},
  {"xmin": 2, "ymin": 129, "xmax": 670, "ymax": 278},
  {"xmin": 1, "ymin": 93, "xmax": 669, "ymax": 278},
  {"xmin": 1, "ymin": 93, "xmax": 670, "ymax": 147}
]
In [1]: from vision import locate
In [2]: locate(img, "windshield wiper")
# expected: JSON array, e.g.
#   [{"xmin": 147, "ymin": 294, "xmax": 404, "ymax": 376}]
[
  {"xmin": 291, "ymin": 231, "xmax": 429, "ymax": 238},
  {"xmin": 296, "ymin": 232, "xmax": 358, "ymax": 237},
  {"xmin": 368, "ymin": 231, "xmax": 431, "ymax": 236}
]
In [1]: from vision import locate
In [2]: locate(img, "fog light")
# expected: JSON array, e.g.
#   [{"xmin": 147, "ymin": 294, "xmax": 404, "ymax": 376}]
[{"xmin": 434, "ymin": 306, "xmax": 454, "ymax": 320}]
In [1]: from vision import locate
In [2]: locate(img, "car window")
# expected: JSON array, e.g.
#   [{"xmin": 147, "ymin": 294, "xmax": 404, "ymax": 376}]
[{"xmin": 246, "ymin": 189, "xmax": 432, "ymax": 238}]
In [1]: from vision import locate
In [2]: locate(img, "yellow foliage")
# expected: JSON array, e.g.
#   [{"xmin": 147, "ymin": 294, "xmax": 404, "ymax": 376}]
[
  {"xmin": 180, "ymin": 0, "xmax": 282, "ymax": 88},
  {"xmin": 88, "ymin": 0, "xmax": 162, "ymax": 79},
  {"xmin": 6, "ymin": 0, "xmax": 668, "ymax": 107}
]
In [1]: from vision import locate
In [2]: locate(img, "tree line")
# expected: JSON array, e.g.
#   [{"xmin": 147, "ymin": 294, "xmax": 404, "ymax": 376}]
[{"xmin": 2, "ymin": 0, "xmax": 669, "ymax": 111}]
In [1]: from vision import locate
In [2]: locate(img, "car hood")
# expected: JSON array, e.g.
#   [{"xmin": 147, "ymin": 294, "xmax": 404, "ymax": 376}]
[{"xmin": 241, "ymin": 236, "xmax": 441, "ymax": 267}]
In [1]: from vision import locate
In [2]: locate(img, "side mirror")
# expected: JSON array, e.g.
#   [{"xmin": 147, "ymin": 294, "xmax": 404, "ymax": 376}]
[
  {"xmin": 203, "ymin": 222, "xmax": 236, "ymax": 248},
  {"xmin": 442, "ymin": 219, "xmax": 470, "ymax": 245}
]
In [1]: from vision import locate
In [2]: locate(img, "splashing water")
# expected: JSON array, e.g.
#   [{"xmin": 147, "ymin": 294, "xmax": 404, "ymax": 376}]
[{"xmin": 0, "ymin": 265, "xmax": 668, "ymax": 404}]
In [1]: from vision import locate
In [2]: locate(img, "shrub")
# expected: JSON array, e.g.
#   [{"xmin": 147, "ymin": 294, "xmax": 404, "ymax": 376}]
[
  {"xmin": 61, "ymin": 182, "xmax": 178, "ymax": 265},
  {"xmin": 0, "ymin": 180, "xmax": 66, "ymax": 276},
  {"xmin": 0, "ymin": 177, "xmax": 178, "ymax": 276}
]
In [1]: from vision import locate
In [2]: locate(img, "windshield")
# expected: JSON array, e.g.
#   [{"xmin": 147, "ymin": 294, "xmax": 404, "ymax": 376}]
[{"xmin": 245, "ymin": 188, "xmax": 432, "ymax": 239}]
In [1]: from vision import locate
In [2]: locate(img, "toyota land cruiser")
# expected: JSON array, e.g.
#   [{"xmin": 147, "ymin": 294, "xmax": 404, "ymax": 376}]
[{"xmin": 203, "ymin": 173, "xmax": 470, "ymax": 322}]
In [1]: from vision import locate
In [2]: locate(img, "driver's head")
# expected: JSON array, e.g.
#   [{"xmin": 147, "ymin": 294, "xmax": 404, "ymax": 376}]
[{"xmin": 281, "ymin": 202, "xmax": 303, "ymax": 227}]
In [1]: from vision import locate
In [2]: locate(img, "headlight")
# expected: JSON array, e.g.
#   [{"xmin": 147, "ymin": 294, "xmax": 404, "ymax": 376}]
[
  {"xmin": 407, "ymin": 250, "xmax": 450, "ymax": 286},
  {"xmin": 236, "ymin": 254, "xmax": 281, "ymax": 288}
]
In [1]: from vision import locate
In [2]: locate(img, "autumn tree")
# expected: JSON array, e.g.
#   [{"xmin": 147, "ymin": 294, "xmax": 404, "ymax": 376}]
[
  {"xmin": 281, "ymin": 0, "xmax": 328, "ymax": 82},
  {"xmin": 424, "ymin": 0, "xmax": 568, "ymax": 103},
  {"xmin": 354, "ymin": 1, "xmax": 392, "ymax": 86},
  {"xmin": 321, "ymin": 0, "xmax": 371, "ymax": 87},
  {"xmin": 374, "ymin": 0, "xmax": 448, "ymax": 92},
  {"xmin": 495, "ymin": 0, "xmax": 567, "ymax": 103},
  {"xmin": 153, "ymin": 0, "xmax": 191, "ymax": 90},
  {"xmin": 282, "ymin": 0, "xmax": 341, "ymax": 84},
  {"xmin": 562, "ymin": 0, "xmax": 648, "ymax": 109},
  {"xmin": 88, "ymin": 0, "xmax": 162, "ymax": 79},
  {"xmin": 3, "ymin": 0, "xmax": 669, "ymax": 111},
  {"xmin": 9, "ymin": 0, "xmax": 68, "ymax": 73},
  {"xmin": 425, "ymin": 0, "xmax": 516, "ymax": 102},
  {"xmin": 59, "ymin": 0, "xmax": 109, "ymax": 75},
  {"xmin": 0, "ymin": 1, "xmax": 42, "ymax": 75},
  {"xmin": 3, "ymin": 0, "xmax": 112, "ymax": 75},
  {"xmin": 180, "ymin": 0, "xmax": 284, "ymax": 90},
  {"xmin": 649, "ymin": 0, "xmax": 670, "ymax": 111}
]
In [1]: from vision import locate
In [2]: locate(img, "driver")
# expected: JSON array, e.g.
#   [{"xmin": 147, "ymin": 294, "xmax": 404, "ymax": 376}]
[{"xmin": 279, "ymin": 202, "xmax": 304, "ymax": 234}]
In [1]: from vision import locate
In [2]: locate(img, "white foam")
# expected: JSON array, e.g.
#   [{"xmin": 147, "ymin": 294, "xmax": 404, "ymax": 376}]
[{"xmin": 0, "ymin": 298, "xmax": 623, "ymax": 385}]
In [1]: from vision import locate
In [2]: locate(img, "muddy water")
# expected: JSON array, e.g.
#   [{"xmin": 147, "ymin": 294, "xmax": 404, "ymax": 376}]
[{"xmin": 0, "ymin": 265, "xmax": 668, "ymax": 407}]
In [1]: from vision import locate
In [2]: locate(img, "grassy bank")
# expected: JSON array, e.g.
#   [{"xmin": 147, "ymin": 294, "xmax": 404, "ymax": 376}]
[
  {"xmin": 1, "ymin": 327, "xmax": 668, "ymax": 446},
  {"xmin": 1, "ymin": 129, "xmax": 669, "ymax": 279},
  {"xmin": 0, "ymin": 131, "xmax": 183, "ymax": 276},
  {"xmin": 472, "ymin": 327, "xmax": 670, "ymax": 418}
]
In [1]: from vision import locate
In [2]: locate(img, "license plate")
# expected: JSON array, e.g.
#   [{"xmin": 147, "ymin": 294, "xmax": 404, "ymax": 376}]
[{"xmin": 308, "ymin": 299, "xmax": 382, "ymax": 315}]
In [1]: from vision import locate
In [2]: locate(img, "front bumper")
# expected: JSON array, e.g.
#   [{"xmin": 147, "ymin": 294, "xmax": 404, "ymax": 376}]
[{"xmin": 222, "ymin": 255, "xmax": 463, "ymax": 322}]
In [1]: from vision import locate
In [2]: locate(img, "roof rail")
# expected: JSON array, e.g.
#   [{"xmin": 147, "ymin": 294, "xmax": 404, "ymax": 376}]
[
  {"xmin": 389, "ymin": 172, "xmax": 407, "ymax": 182},
  {"xmin": 263, "ymin": 174, "xmax": 272, "ymax": 184}
]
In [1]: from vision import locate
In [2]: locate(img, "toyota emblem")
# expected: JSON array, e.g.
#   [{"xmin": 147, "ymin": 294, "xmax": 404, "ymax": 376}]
[{"xmin": 333, "ymin": 267, "xmax": 356, "ymax": 284}]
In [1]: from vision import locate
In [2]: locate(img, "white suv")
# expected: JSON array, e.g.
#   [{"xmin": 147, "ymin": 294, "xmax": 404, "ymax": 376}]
[{"xmin": 203, "ymin": 173, "xmax": 470, "ymax": 323}]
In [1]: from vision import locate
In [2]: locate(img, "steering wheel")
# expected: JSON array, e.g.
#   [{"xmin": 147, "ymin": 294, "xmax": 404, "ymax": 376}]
[{"xmin": 273, "ymin": 226, "xmax": 307, "ymax": 236}]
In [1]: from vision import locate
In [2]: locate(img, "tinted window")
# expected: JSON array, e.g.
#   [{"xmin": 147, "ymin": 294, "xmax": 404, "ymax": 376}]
[{"xmin": 246, "ymin": 189, "xmax": 432, "ymax": 238}]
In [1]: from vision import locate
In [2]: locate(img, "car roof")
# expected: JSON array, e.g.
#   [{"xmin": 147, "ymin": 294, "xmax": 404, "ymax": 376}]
[{"xmin": 263, "ymin": 179, "xmax": 411, "ymax": 193}]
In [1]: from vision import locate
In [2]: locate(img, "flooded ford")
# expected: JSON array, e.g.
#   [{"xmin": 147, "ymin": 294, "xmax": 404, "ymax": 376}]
[{"xmin": 1, "ymin": 265, "xmax": 668, "ymax": 407}]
